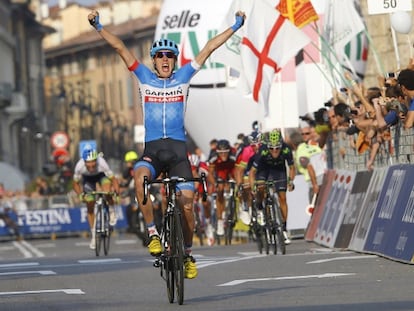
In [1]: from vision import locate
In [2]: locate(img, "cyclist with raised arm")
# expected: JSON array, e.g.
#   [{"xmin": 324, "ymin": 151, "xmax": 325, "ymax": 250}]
[
  {"xmin": 73, "ymin": 148, "xmax": 120, "ymax": 249},
  {"xmin": 207, "ymin": 139, "xmax": 237, "ymax": 237},
  {"xmin": 87, "ymin": 9, "xmax": 246, "ymax": 279},
  {"xmin": 249, "ymin": 129, "xmax": 295, "ymax": 244}
]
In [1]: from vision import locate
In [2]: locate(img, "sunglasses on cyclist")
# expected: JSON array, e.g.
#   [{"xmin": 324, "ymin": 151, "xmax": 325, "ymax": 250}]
[
  {"xmin": 154, "ymin": 51, "xmax": 176, "ymax": 59},
  {"xmin": 268, "ymin": 146, "xmax": 281, "ymax": 151}
]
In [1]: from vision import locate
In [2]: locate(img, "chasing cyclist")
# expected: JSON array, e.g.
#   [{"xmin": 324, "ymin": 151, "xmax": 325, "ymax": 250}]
[
  {"xmin": 207, "ymin": 139, "xmax": 237, "ymax": 237},
  {"xmin": 120, "ymin": 151, "xmax": 139, "ymax": 233},
  {"xmin": 87, "ymin": 9, "xmax": 246, "ymax": 279},
  {"xmin": 73, "ymin": 147, "xmax": 120, "ymax": 250},
  {"xmin": 249, "ymin": 129, "xmax": 295, "ymax": 244},
  {"xmin": 234, "ymin": 131, "xmax": 262, "ymax": 225}
]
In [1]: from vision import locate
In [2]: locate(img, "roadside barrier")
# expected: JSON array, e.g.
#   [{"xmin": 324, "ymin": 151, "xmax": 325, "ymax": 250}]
[
  {"xmin": 0, "ymin": 205, "xmax": 128, "ymax": 237},
  {"xmin": 306, "ymin": 164, "xmax": 414, "ymax": 264}
]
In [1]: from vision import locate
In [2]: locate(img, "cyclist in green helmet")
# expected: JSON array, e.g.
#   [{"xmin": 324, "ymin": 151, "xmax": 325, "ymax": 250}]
[{"xmin": 249, "ymin": 129, "xmax": 295, "ymax": 244}]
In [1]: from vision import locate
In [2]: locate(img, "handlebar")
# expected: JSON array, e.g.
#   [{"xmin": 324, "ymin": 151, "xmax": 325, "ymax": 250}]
[
  {"xmin": 88, "ymin": 191, "xmax": 117, "ymax": 197},
  {"xmin": 253, "ymin": 179, "xmax": 287, "ymax": 192},
  {"xmin": 142, "ymin": 173, "xmax": 208, "ymax": 205}
]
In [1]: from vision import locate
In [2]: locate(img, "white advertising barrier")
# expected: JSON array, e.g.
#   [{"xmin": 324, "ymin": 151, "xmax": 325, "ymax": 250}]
[{"xmin": 286, "ymin": 175, "xmax": 311, "ymax": 234}]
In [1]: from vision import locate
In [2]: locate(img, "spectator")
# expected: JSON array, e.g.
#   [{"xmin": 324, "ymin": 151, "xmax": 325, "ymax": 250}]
[
  {"xmin": 33, "ymin": 176, "xmax": 53, "ymax": 197},
  {"xmin": 207, "ymin": 138, "xmax": 218, "ymax": 160},
  {"xmin": 289, "ymin": 131, "xmax": 327, "ymax": 203},
  {"xmin": 0, "ymin": 183, "xmax": 21, "ymax": 240},
  {"xmin": 396, "ymin": 69, "xmax": 414, "ymax": 129}
]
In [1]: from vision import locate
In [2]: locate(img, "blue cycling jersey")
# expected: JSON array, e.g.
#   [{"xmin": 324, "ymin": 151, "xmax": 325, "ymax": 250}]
[{"xmin": 130, "ymin": 61, "xmax": 200, "ymax": 142}]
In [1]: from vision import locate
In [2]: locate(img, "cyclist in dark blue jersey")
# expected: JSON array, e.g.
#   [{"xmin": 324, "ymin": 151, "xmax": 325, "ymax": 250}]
[
  {"xmin": 88, "ymin": 9, "xmax": 246, "ymax": 279},
  {"xmin": 249, "ymin": 129, "xmax": 296, "ymax": 244}
]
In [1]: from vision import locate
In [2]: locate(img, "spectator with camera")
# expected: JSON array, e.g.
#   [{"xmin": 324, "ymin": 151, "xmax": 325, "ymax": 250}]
[{"xmin": 397, "ymin": 68, "xmax": 414, "ymax": 129}]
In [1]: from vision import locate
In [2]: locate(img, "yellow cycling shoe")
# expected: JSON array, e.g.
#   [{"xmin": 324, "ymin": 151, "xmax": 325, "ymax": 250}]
[
  {"xmin": 148, "ymin": 235, "xmax": 162, "ymax": 256},
  {"xmin": 184, "ymin": 256, "xmax": 198, "ymax": 279}
]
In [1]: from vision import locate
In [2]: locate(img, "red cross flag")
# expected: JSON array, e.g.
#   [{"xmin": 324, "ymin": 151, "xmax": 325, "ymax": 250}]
[{"xmin": 212, "ymin": 0, "xmax": 311, "ymax": 116}]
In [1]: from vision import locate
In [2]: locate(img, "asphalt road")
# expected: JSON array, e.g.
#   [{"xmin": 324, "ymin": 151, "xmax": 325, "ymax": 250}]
[{"xmin": 0, "ymin": 232, "xmax": 413, "ymax": 311}]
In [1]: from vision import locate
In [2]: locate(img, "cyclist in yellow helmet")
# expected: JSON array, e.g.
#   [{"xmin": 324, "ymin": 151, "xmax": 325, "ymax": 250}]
[
  {"xmin": 121, "ymin": 151, "xmax": 139, "ymax": 232},
  {"xmin": 249, "ymin": 129, "xmax": 296, "ymax": 244}
]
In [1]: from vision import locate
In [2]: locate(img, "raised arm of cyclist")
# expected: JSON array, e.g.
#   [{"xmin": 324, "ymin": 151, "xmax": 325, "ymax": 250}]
[{"xmin": 87, "ymin": 10, "xmax": 246, "ymax": 69}]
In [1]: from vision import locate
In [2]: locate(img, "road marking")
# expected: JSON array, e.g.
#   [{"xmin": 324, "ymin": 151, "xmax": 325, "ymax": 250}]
[
  {"xmin": 35, "ymin": 243, "xmax": 56, "ymax": 248},
  {"xmin": 307, "ymin": 255, "xmax": 377, "ymax": 264},
  {"xmin": 0, "ymin": 270, "xmax": 56, "ymax": 276},
  {"xmin": 115, "ymin": 239, "xmax": 138, "ymax": 245},
  {"xmin": 218, "ymin": 272, "xmax": 356, "ymax": 286},
  {"xmin": 0, "ymin": 262, "xmax": 39, "ymax": 269},
  {"xmin": 197, "ymin": 254, "xmax": 264, "ymax": 269},
  {"xmin": 20, "ymin": 241, "xmax": 45, "ymax": 258},
  {"xmin": 0, "ymin": 289, "xmax": 84, "ymax": 296},
  {"xmin": 0, "ymin": 246, "xmax": 15, "ymax": 251},
  {"xmin": 12, "ymin": 241, "xmax": 45, "ymax": 258},
  {"xmin": 78, "ymin": 258, "xmax": 122, "ymax": 264},
  {"xmin": 12, "ymin": 241, "xmax": 32, "ymax": 258}
]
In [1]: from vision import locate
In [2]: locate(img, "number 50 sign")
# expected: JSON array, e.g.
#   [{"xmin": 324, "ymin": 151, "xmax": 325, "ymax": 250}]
[{"xmin": 367, "ymin": 0, "xmax": 412, "ymax": 15}]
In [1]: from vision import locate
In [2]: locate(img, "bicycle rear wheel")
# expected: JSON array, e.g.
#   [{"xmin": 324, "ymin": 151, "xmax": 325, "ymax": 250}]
[{"xmin": 172, "ymin": 209, "xmax": 185, "ymax": 305}]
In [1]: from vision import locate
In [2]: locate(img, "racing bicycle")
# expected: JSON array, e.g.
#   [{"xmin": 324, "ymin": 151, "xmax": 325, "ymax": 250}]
[
  {"xmin": 91, "ymin": 191, "xmax": 116, "ymax": 256},
  {"xmin": 143, "ymin": 172, "xmax": 207, "ymax": 305},
  {"xmin": 252, "ymin": 181, "xmax": 286, "ymax": 255},
  {"xmin": 215, "ymin": 179, "xmax": 237, "ymax": 246}
]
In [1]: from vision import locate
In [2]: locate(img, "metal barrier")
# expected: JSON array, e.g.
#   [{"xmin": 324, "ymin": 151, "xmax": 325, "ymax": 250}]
[{"xmin": 327, "ymin": 122, "xmax": 414, "ymax": 171}]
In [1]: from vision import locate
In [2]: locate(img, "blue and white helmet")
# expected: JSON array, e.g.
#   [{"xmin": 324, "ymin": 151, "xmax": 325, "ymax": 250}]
[
  {"xmin": 82, "ymin": 147, "xmax": 98, "ymax": 162},
  {"xmin": 150, "ymin": 38, "xmax": 179, "ymax": 57}
]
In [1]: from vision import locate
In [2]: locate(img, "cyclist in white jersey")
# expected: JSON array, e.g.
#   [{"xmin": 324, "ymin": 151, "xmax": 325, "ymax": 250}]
[
  {"xmin": 73, "ymin": 148, "xmax": 120, "ymax": 249},
  {"xmin": 88, "ymin": 9, "xmax": 246, "ymax": 279}
]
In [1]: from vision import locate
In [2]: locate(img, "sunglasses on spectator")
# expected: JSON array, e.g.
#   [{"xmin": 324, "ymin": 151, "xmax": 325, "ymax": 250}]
[
  {"xmin": 154, "ymin": 51, "xmax": 175, "ymax": 59},
  {"xmin": 301, "ymin": 132, "xmax": 310, "ymax": 136}
]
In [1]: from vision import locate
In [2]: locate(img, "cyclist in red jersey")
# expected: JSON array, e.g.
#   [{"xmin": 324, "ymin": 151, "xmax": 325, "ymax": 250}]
[{"xmin": 207, "ymin": 139, "xmax": 237, "ymax": 236}]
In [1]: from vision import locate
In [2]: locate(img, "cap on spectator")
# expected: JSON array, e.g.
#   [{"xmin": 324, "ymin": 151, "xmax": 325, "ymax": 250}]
[{"xmin": 397, "ymin": 69, "xmax": 414, "ymax": 90}]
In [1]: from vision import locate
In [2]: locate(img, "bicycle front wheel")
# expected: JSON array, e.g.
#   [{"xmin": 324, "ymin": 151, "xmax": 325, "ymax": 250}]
[
  {"xmin": 172, "ymin": 209, "xmax": 185, "ymax": 305},
  {"xmin": 103, "ymin": 209, "xmax": 111, "ymax": 256},
  {"xmin": 164, "ymin": 215, "xmax": 175, "ymax": 303},
  {"xmin": 95, "ymin": 210, "xmax": 102, "ymax": 256},
  {"xmin": 225, "ymin": 198, "xmax": 236, "ymax": 245},
  {"xmin": 273, "ymin": 202, "xmax": 286, "ymax": 255},
  {"xmin": 165, "ymin": 256, "xmax": 175, "ymax": 303}
]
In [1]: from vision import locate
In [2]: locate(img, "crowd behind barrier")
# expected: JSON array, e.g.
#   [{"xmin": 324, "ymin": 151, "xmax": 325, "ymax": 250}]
[
  {"xmin": 328, "ymin": 122, "xmax": 414, "ymax": 171},
  {"xmin": 306, "ymin": 124, "xmax": 414, "ymax": 264}
]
